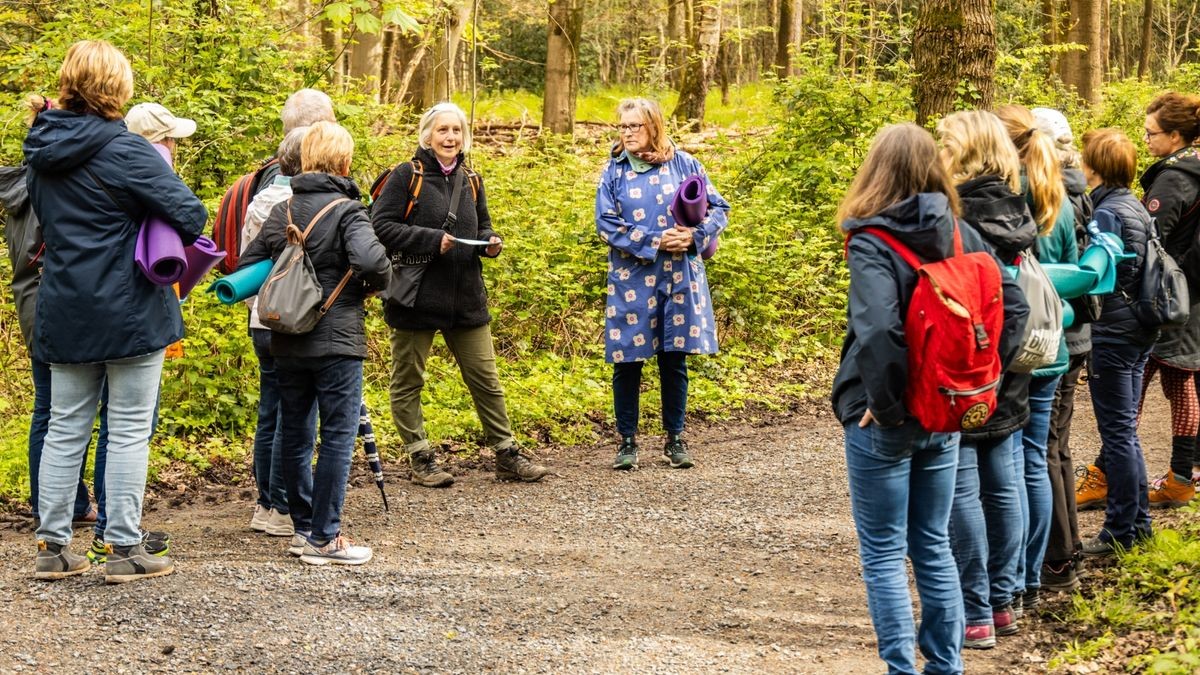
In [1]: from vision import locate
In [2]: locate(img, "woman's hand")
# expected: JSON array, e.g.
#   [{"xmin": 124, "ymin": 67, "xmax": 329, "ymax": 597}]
[
  {"xmin": 440, "ymin": 233, "xmax": 456, "ymax": 254},
  {"xmin": 485, "ymin": 236, "xmax": 503, "ymax": 257},
  {"xmin": 659, "ymin": 226, "xmax": 694, "ymax": 253},
  {"xmin": 858, "ymin": 409, "xmax": 875, "ymax": 428}
]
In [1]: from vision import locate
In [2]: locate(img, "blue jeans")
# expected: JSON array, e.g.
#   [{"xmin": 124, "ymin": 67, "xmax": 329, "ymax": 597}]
[
  {"xmin": 93, "ymin": 384, "xmax": 159, "ymax": 540},
  {"xmin": 845, "ymin": 421, "xmax": 964, "ymax": 675},
  {"xmin": 36, "ymin": 351, "xmax": 164, "ymax": 547},
  {"xmin": 251, "ymin": 329, "xmax": 315, "ymax": 514},
  {"xmin": 28, "ymin": 358, "xmax": 90, "ymax": 520},
  {"xmin": 949, "ymin": 434, "xmax": 1022, "ymax": 624},
  {"xmin": 1091, "ymin": 341, "xmax": 1152, "ymax": 547},
  {"xmin": 1018, "ymin": 375, "xmax": 1059, "ymax": 591},
  {"xmin": 613, "ymin": 351, "xmax": 688, "ymax": 437},
  {"xmin": 276, "ymin": 356, "xmax": 362, "ymax": 544}
]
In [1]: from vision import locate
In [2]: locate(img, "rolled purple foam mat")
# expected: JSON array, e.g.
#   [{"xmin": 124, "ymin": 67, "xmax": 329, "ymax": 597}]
[
  {"xmin": 177, "ymin": 236, "xmax": 225, "ymax": 299},
  {"xmin": 671, "ymin": 174, "xmax": 719, "ymax": 260},
  {"xmin": 135, "ymin": 217, "xmax": 186, "ymax": 285}
]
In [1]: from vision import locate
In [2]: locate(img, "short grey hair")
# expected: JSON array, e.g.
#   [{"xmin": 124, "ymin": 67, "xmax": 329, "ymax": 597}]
[
  {"xmin": 277, "ymin": 126, "xmax": 309, "ymax": 176},
  {"xmin": 418, "ymin": 102, "xmax": 471, "ymax": 155},
  {"xmin": 281, "ymin": 88, "xmax": 335, "ymax": 133}
]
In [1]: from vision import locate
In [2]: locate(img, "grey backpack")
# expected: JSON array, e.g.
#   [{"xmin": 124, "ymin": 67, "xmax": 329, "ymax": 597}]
[
  {"xmin": 257, "ymin": 198, "xmax": 352, "ymax": 335},
  {"xmin": 1008, "ymin": 248, "xmax": 1063, "ymax": 373}
]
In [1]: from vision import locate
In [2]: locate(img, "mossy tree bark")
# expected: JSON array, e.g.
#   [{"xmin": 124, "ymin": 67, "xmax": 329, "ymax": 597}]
[{"xmin": 912, "ymin": 0, "xmax": 996, "ymax": 126}]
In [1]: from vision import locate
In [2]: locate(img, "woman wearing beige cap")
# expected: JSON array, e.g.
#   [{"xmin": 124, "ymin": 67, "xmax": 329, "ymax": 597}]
[{"xmin": 126, "ymin": 102, "xmax": 196, "ymax": 162}]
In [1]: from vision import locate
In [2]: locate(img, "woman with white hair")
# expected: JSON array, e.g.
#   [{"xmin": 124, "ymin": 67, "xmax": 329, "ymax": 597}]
[{"xmin": 372, "ymin": 102, "xmax": 548, "ymax": 487}]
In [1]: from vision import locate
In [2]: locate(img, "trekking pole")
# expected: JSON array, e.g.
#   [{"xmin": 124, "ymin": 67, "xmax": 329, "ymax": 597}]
[{"xmin": 358, "ymin": 401, "xmax": 389, "ymax": 512}]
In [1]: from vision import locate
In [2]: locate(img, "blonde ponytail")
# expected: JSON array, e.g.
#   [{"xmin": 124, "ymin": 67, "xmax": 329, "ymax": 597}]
[{"xmin": 996, "ymin": 105, "xmax": 1066, "ymax": 235}]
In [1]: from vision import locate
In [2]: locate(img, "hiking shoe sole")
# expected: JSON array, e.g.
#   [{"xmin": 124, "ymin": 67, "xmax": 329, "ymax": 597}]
[
  {"xmin": 1076, "ymin": 498, "xmax": 1105, "ymax": 511},
  {"xmin": 1150, "ymin": 499, "xmax": 1192, "ymax": 509},
  {"xmin": 495, "ymin": 469, "xmax": 548, "ymax": 482},
  {"xmin": 612, "ymin": 460, "xmax": 638, "ymax": 470},
  {"xmin": 411, "ymin": 475, "xmax": 454, "ymax": 488},
  {"xmin": 299, "ymin": 551, "xmax": 373, "ymax": 566},
  {"xmin": 34, "ymin": 567, "xmax": 89, "ymax": 581},
  {"xmin": 665, "ymin": 456, "xmax": 694, "ymax": 469},
  {"xmin": 105, "ymin": 567, "xmax": 175, "ymax": 584}
]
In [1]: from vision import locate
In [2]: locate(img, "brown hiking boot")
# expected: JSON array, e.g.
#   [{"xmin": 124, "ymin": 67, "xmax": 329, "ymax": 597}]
[
  {"xmin": 1075, "ymin": 464, "xmax": 1107, "ymax": 510},
  {"xmin": 1149, "ymin": 472, "xmax": 1195, "ymax": 508},
  {"xmin": 409, "ymin": 450, "xmax": 454, "ymax": 488},
  {"xmin": 495, "ymin": 446, "xmax": 548, "ymax": 482},
  {"xmin": 34, "ymin": 540, "xmax": 89, "ymax": 580}
]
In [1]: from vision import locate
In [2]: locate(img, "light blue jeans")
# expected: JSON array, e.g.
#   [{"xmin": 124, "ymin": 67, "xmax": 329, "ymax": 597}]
[
  {"xmin": 1017, "ymin": 375, "xmax": 1060, "ymax": 592},
  {"xmin": 845, "ymin": 421, "xmax": 964, "ymax": 675},
  {"xmin": 35, "ymin": 351, "xmax": 163, "ymax": 548}
]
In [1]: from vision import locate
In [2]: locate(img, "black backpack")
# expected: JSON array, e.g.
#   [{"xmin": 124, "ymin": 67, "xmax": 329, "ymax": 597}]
[{"xmin": 1128, "ymin": 219, "xmax": 1190, "ymax": 328}]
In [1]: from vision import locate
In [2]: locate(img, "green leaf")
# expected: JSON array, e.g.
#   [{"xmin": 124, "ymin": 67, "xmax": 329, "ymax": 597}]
[
  {"xmin": 324, "ymin": 2, "xmax": 352, "ymax": 25},
  {"xmin": 354, "ymin": 12, "xmax": 383, "ymax": 35}
]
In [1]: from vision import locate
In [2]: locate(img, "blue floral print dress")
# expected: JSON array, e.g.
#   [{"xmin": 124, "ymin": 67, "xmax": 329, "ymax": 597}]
[{"xmin": 595, "ymin": 149, "xmax": 731, "ymax": 363}]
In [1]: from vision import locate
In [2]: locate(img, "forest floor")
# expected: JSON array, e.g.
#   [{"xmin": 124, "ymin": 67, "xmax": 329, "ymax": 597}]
[{"xmin": 0, "ymin": 384, "xmax": 1174, "ymax": 674}]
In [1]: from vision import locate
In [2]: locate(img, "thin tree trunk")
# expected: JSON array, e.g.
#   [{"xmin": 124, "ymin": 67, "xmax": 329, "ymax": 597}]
[
  {"xmin": 1139, "ymin": 0, "xmax": 1153, "ymax": 77},
  {"xmin": 775, "ymin": 0, "xmax": 796, "ymax": 75},
  {"xmin": 912, "ymin": 0, "xmax": 997, "ymax": 125},
  {"xmin": 380, "ymin": 28, "xmax": 396, "ymax": 102},
  {"xmin": 321, "ymin": 18, "xmax": 344, "ymax": 90},
  {"xmin": 672, "ymin": 0, "xmax": 721, "ymax": 127},
  {"xmin": 543, "ymin": 0, "xmax": 584, "ymax": 135}
]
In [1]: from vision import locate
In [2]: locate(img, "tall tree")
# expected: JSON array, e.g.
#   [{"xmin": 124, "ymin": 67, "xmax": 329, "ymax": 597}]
[
  {"xmin": 1059, "ymin": 0, "xmax": 1105, "ymax": 103},
  {"xmin": 673, "ymin": 0, "xmax": 722, "ymax": 127},
  {"xmin": 912, "ymin": 0, "xmax": 996, "ymax": 125},
  {"xmin": 543, "ymin": 0, "xmax": 584, "ymax": 135},
  {"xmin": 775, "ymin": 0, "xmax": 797, "ymax": 76},
  {"xmin": 1139, "ymin": 0, "xmax": 1153, "ymax": 78}
]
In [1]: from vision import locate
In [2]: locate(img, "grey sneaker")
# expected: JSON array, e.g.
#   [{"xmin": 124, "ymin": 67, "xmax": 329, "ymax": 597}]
[
  {"xmin": 288, "ymin": 532, "xmax": 310, "ymax": 557},
  {"xmin": 263, "ymin": 508, "xmax": 294, "ymax": 537},
  {"xmin": 612, "ymin": 437, "xmax": 639, "ymax": 470},
  {"xmin": 250, "ymin": 504, "xmax": 271, "ymax": 532},
  {"xmin": 34, "ymin": 540, "xmax": 89, "ymax": 580},
  {"xmin": 663, "ymin": 435, "xmax": 694, "ymax": 469},
  {"xmin": 104, "ymin": 543, "xmax": 174, "ymax": 584},
  {"xmin": 299, "ymin": 535, "xmax": 372, "ymax": 566},
  {"xmin": 410, "ymin": 450, "xmax": 454, "ymax": 488},
  {"xmin": 495, "ymin": 446, "xmax": 548, "ymax": 482}
]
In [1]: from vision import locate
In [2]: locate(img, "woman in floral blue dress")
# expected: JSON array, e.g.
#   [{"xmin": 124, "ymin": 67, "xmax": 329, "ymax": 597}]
[{"xmin": 594, "ymin": 98, "xmax": 730, "ymax": 471}]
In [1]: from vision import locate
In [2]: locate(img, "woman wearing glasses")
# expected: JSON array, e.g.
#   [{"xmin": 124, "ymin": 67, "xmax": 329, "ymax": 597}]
[{"xmin": 595, "ymin": 98, "xmax": 730, "ymax": 470}]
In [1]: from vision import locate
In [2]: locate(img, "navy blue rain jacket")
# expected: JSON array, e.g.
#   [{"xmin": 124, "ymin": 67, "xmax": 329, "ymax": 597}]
[
  {"xmin": 22, "ymin": 110, "xmax": 207, "ymax": 364},
  {"xmin": 832, "ymin": 193, "xmax": 1030, "ymax": 429}
]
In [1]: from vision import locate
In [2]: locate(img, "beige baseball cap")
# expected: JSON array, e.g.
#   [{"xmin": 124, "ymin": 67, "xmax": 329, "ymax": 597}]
[{"xmin": 126, "ymin": 102, "xmax": 197, "ymax": 143}]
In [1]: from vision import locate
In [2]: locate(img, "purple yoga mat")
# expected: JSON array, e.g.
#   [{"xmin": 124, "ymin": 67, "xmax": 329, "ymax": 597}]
[
  {"xmin": 177, "ymin": 236, "xmax": 225, "ymax": 299},
  {"xmin": 135, "ymin": 217, "xmax": 186, "ymax": 285},
  {"xmin": 671, "ymin": 174, "xmax": 719, "ymax": 260}
]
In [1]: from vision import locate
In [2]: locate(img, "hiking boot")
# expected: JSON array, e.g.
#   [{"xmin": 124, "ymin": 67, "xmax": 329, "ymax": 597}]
[
  {"xmin": 250, "ymin": 504, "xmax": 271, "ymax": 532},
  {"xmin": 288, "ymin": 532, "xmax": 310, "ymax": 557},
  {"xmin": 495, "ymin": 446, "xmax": 548, "ymax": 482},
  {"xmin": 964, "ymin": 623, "xmax": 996, "ymax": 649},
  {"xmin": 263, "ymin": 508, "xmax": 295, "ymax": 537},
  {"xmin": 87, "ymin": 530, "xmax": 169, "ymax": 565},
  {"xmin": 663, "ymin": 435, "xmax": 694, "ymax": 469},
  {"xmin": 1022, "ymin": 588, "xmax": 1040, "ymax": 613},
  {"xmin": 1149, "ymin": 472, "xmax": 1196, "ymax": 509},
  {"xmin": 1081, "ymin": 535, "xmax": 1118, "ymax": 558},
  {"xmin": 1075, "ymin": 464, "xmax": 1107, "ymax": 510},
  {"xmin": 993, "ymin": 605, "xmax": 1019, "ymax": 636},
  {"xmin": 612, "ymin": 437, "xmax": 639, "ymax": 470},
  {"xmin": 299, "ymin": 535, "xmax": 372, "ymax": 566},
  {"xmin": 71, "ymin": 507, "xmax": 98, "ymax": 529},
  {"xmin": 1041, "ymin": 560, "xmax": 1080, "ymax": 592},
  {"xmin": 104, "ymin": 543, "xmax": 174, "ymax": 584},
  {"xmin": 1012, "ymin": 593, "xmax": 1024, "ymax": 620},
  {"xmin": 409, "ymin": 450, "xmax": 454, "ymax": 488},
  {"xmin": 34, "ymin": 540, "xmax": 89, "ymax": 580}
]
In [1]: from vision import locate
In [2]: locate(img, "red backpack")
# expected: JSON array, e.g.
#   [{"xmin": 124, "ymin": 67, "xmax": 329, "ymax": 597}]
[
  {"xmin": 213, "ymin": 158, "xmax": 279, "ymax": 274},
  {"xmin": 854, "ymin": 222, "xmax": 1005, "ymax": 432}
]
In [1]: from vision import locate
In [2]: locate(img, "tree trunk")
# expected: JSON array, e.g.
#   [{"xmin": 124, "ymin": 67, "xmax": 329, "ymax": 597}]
[
  {"xmin": 1139, "ymin": 0, "xmax": 1153, "ymax": 77},
  {"xmin": 321, "ymin": 18, "xmax": 344, "ymax": 90},
  {"xmin": 775, "ymin": 0, "xmax": 797, "ymax": 76},
  {"xmin": 427, "ymin": 0, "xmax": 472, "ymax": 103},
  {"xmin": 672, "ymin": 0, "xmax": 721, "ymax": 128},
  {"xmin": 349, "ymin": 15, "xmax": 383, "ymax": 100},
  {"xmin": 380, "ymin": 28, "xmax": 396, "ymax": 102},
  {"xmin": 667, "ymin": 0, "xmax": 688, "ymax": 89},
  {"xmin": 543, "ymin": 0, "xmax": 584, "ymax": 135},
  {"xmin": 912, "ymin": 0, "xmax": 997, "ymax": 125}
]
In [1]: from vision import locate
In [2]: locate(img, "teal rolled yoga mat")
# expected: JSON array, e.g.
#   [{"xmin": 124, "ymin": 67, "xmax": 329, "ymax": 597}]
[{"xmin": 208, "ymin": 259, "xmax": 272, "ymax": 304}]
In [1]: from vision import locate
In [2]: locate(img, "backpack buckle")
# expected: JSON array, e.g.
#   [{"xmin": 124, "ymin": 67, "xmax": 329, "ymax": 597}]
[{"xmin": 973, "ymin": 323, "xmax": 991, "ymax": 350}]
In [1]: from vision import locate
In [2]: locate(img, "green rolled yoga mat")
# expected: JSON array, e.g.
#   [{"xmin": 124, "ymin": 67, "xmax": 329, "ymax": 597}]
[
  {"xmin": 208, "ymin": 259, "xmax": 273, "ymax": 304},
  {"xmin": 1040, "ymin": 263, "xmax": 1099, "ymax": 300}
]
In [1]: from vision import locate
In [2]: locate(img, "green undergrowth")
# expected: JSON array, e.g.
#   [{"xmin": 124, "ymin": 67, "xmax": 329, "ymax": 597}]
[{"xmin": 1050, "ymin": 509, "xmax": 1200, "ymax": 673}]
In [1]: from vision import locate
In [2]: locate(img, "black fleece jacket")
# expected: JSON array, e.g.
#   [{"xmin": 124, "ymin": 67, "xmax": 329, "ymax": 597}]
[{"xmin": 1141, "ymin": 147, "xmax": 1200, "ymax": 291}]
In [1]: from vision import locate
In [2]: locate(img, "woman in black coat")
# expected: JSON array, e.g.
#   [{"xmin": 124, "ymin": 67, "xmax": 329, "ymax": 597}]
[{"xmin": 371, "ymin": 102, "xmax": 547, "ymax": 488}]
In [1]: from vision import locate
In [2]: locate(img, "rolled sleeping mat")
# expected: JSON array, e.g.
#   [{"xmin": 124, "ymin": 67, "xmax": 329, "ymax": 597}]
[
  {"xmin": 207, "ymin": 259, "xmax": 273, "ymax": 304},
  {"xmin": 135, "ymin": 217, "xmax": 186, "ymax": 285},
  {"xmin": 177, "ymin": 236, "xmax": 225, "ymax": 299},
  {"xmin": 672, "ymin": 174, "xmax": 719, "ymax": 260}
]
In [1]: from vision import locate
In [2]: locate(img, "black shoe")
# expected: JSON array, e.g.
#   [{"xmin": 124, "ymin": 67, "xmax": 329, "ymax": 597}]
[
  {"xmin": 1041, "ymin": 561, "xmax": 1079, "ymax": 591},
  {"xmin": 495, "ymin": 446, "xmax": 548, "ymax": 482},
  {"xmin": 1081, "ymin": 535, "xmax": 1119, "ymax": 557},
  {"xmin": 409, "ymin": 450, "xmax": 454, "ymax": 487},
  {"xmin": 1022, "ymin": 587, "xmax": 1040, "ymax": 612},
  {"xmin": 612, "ymin": 437, "xmax": 638, "ymax": 470},
  {"xmin": 663, "ymin": 435, "xmax": 694, "ymax": 469}
]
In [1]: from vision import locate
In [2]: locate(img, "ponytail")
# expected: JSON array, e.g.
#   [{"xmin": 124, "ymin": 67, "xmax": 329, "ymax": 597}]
[{"xmin": 995, "ymin": 104, "xmax": 1066, "ymax": 235}]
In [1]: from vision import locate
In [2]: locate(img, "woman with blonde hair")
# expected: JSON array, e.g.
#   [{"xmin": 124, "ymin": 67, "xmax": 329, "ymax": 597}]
[
  {"xmin": 834, "ymin": 122, "xmax": 1026, "ymax": 673},
  {"xmin": 937, "ymin": 109, "xmax": 1036, "ymax": 647},
  {"xmin": 23, "ymin": 40, "xmax": 207, "ymax": 582},
  {"xmin": 994, "ymin": 104, "xmax": 1077, "ymax": 614}
]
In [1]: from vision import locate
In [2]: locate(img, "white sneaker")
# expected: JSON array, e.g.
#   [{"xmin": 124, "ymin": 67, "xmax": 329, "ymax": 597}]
[
  {"xmin": 299, "ymin": 535, "xmax": 373, "ymax": 566},
  {"xmin": 287, "ymin": 533, "xmax": 309, "ymax": 557},
  {"xmin": 263, "ymin": 509, "xmax": 295, "ymax": 537},
  {"xmin": 249, "ymin": 504, "xmax": 270, "ymax": 532}
]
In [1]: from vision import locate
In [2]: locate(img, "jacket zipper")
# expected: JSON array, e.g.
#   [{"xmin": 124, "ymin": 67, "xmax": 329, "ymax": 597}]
[{"xmin": 939, "ymin": 378, "xmax": 1001, "ymax": 405}]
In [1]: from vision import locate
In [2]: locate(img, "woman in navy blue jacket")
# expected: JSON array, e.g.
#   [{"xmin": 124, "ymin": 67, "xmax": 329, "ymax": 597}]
[
  {"xmin": 833, "ymin": 123, "xmax": 1028, "ymax": 675},
  {"xmin": 23, "ymin": 41, "xmax": 207, "ymax": 583}
]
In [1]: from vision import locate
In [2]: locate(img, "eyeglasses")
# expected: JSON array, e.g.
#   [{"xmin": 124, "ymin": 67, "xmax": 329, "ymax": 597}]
[
  {"xmin": 1145, "ymin": 128, "xmax": 1167, "ymax": 139},
  {"xmin": 617, "ymin": 123, "xmax": 645, "ymax": 133}
]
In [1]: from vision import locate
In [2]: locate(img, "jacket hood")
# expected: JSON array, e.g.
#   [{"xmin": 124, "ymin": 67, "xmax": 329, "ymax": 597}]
[
  {"xmin": 0, "ymin": 165, "xmax": 29, "ymax": 213},
  {"xmin": 1142, "ymin": 147, "xmax": 1200, "ymax": 192},
  {"xmin": 22, "ymin": 110, "xmax": 126, "ymax": 173},
  {"xmin": 841, "ymin": 192, "xmax": 957, "ymax": 261},
  {"xmin": 1063, "ymin": 168, "xmax": 1089, "ymax": 197},
  {"xmin": 958, "ymin": 174, "xmax": 1038, "ymax": 259},
  {"xmin": 291, "ymin": 172, "xmax": 362, "ymax": 200}
]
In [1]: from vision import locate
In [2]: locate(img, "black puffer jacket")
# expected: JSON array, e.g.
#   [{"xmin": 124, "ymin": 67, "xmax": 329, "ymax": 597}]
[
  {"xmin": 371, "ymin": 147, "xmax": 499, "ymax": 331},
  {"xmin": 1090, "ymin": 185, "xmax": 1158, "ymax": 348},
  {"xmin": 957, "ymin": 175, "xmax": 1039, "ymax": 441},
  {"xmin": 238, "ymin": 173, "xmax": 390, "ymax": 359},
  {"xmin": 1142, "ymin": 147, "xmax": 1200, "ymax": 289}
]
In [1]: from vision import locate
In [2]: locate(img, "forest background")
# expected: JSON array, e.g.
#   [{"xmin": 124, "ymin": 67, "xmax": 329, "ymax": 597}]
[{"xmin": 0, "ymin": 0, "xmax": 1195, "ymax": 501}]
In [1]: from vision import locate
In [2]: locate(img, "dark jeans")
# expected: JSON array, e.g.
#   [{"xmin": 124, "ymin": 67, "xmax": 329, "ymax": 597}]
[
  {"xmin": 276, "ymin": 356, "xmax": 362, "ymax": 544},
  {"xmin": 613, "ymin": 351, "xmax": 688, "ymax": 437},
  {"xmin": 1090, "ymin": 341, "xmax": 1152, "ymax": 548},
  {"xmin": 28, "ymin": 358, "xmax": 90, "ymax": 520},
  {"xmin": 251, "ymin": 329, "xmax": 316, "ymax": 514},
  {"xmin": 1045, "ymin": 354, "xmax": 1086, "ymax": 563}
]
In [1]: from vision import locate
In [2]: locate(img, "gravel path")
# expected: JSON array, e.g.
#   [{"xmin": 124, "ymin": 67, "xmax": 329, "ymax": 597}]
[{"xmin": 0, "ymin": 391, "xmax": 1169, "ymax": 673}]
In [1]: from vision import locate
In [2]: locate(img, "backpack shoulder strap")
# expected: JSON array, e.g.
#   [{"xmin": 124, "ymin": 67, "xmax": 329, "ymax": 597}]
[
  {"xmin": 855, "ymin": 226, "xmax": 924, "ymax": 269},
  {"xmin": 405, "ymin": 159, "xmax": 424, "ymax": 220},
  {"xmin": 291, "ymin": 197, "xmax": 351, "ymax": 243}
]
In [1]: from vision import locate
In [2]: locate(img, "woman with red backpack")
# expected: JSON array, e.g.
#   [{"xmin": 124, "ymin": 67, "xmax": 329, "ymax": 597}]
[{"xmin": 833, "ymin": 122, "xmax": 1028, "ymax": 674}]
